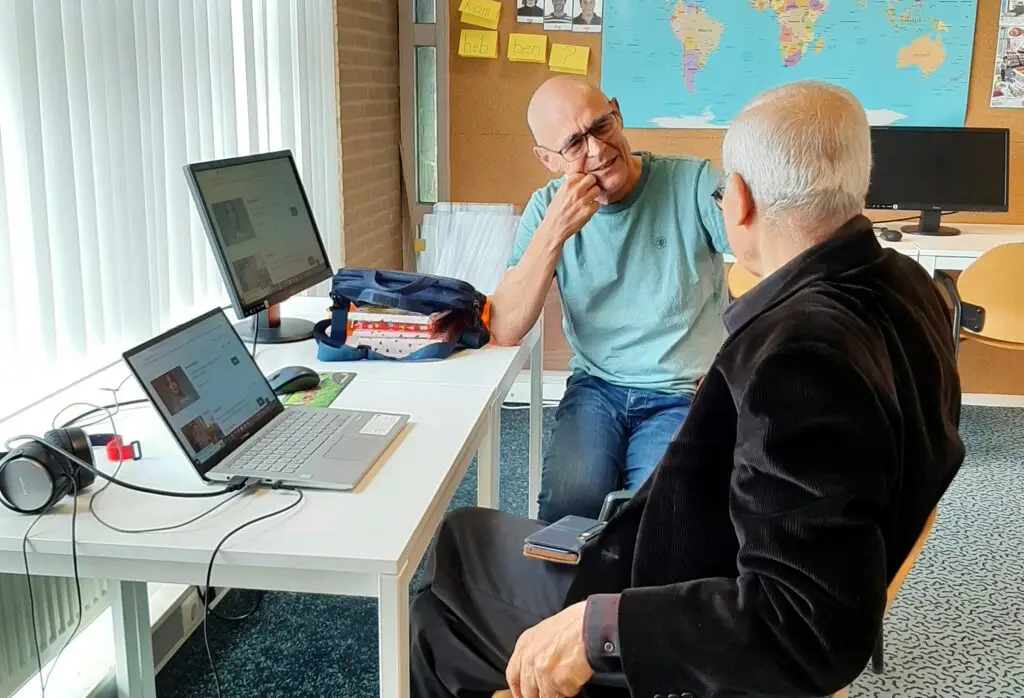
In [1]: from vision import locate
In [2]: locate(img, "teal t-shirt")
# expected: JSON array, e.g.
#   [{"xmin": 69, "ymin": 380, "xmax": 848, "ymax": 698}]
[{"xmin": 507, "ymin": 152, "xmax": 730, "ymax": 394}]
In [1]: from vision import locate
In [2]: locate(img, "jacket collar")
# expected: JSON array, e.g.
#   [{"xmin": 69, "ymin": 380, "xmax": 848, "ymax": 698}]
[{"xmin": 723, "ymin": 215, "xmax": 881, "ymax": 334}]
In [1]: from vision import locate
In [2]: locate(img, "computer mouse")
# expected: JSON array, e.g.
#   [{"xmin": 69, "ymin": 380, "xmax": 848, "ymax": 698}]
[
  {"xmin": 267, "ymin": 365, "xmax": 321, "ymax": 395},
  {"xmin": 877, "ymin": 227, "xmax": 903, "ymax": 243}
]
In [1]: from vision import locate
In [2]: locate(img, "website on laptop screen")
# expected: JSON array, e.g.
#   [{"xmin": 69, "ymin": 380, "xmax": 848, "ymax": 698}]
[{"xmin": 127, "ymin": 312, "xmax": 279, "ymax": 466}]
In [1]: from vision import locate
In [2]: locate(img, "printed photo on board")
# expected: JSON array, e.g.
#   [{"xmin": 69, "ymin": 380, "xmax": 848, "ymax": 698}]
[
  {"xmin": 1004, "ymin": 0, "xmax": 1024, "ymax": 22},
  {"xmin": 543, "ymin": 0, "xmax": 572, "ymax": 31},
  {"xmin": 572, "ymin": 0, "xmax": 602, "ymax": 32},
  {"xmin": 990, "ymin": 24, "xmax": 1024, "ymax": 108},
  {"xmin": 517, "ymin": 0, "xmax": 544, "ymax": 23}
]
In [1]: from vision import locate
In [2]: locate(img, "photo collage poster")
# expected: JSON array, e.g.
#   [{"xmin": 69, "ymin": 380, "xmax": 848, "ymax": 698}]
[
  {"xmin": 991, "ymin": 0, "xmax": 1024, "ymax": 108},
  {"xmin": 516, "ymin": 0, "xmax": 602, "ymax": 34}
]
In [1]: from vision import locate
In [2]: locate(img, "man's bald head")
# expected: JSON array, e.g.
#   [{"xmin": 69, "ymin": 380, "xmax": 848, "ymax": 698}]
[{"xmin": 526, "ymin": 76, "xmax": 608, "ymax": 146}]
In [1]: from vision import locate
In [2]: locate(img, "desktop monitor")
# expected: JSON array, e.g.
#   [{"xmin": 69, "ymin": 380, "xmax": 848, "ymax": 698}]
[
  {"xmin": 183, "ymin": 150, "xmax": 333, "ymax": 344},
  {"xmin": 865, "ymin": 126, "xmax": 1009, "ymax": 236}
]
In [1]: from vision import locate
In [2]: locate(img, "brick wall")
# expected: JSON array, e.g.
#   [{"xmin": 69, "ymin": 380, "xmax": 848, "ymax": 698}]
[{"xmin": 335, "ymin": 0, "xmax": 405, "ymax": 269}]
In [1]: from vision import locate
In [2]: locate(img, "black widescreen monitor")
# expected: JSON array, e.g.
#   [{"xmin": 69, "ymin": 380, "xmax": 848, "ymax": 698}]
[
  {"xmin": 184, "ymin": 150, "xmax": 333, "ymax": 344},
  {"xmin": 865, "ymin": 127, "xmax": 1010, "ymax": 236}
]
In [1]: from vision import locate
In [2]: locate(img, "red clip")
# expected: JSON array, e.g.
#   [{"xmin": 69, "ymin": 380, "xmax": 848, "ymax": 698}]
[{"xmin": 106, "ymin": 436, "xmax": 143, "ymax": 462}]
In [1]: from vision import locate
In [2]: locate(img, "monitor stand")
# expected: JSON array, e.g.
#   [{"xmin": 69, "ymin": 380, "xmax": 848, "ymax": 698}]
[
  {"xmin": 233, "ymin": 304, "xmax": 315, "ymax": 344},
  {"xmin": 900, "ymin": 210, "xmax": 961, "ymax": 237}
]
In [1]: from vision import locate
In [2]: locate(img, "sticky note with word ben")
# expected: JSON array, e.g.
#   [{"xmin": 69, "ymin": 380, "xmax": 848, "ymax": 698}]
[
  {"xmin": 507, "ymin": 33, "xmax": 547, "ymax": 64},
  {"xmin": 549, "ymin": 44, "xmax": 589, "ymax": 75},
  {"xmin": 460, "ymin": 0, "xmax": 501, "ymax": 28},
  {"xmin": 458, "ymin": 29, "xmax": 499, "ymax": 59}
]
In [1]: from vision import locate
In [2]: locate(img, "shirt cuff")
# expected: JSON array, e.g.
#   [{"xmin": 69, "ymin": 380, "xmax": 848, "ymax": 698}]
[{"xmin": 583, "ymin": 593, "xmax": 623, "ymax": 674}]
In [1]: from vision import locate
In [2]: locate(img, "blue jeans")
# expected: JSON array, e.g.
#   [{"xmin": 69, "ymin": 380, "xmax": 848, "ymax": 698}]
[{"xmin": 537, "ymin": 372, "xmax": 693, "ymax": 523}]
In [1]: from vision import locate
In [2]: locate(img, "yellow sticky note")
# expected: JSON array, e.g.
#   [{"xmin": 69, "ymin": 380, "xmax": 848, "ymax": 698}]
[
  {"xmin": 461, "ymin": 0, "xmax": 502, "ymax": 25},
  {"xmin": 549, "ymin": 44, "xmax": 589, "ymax": 75},
  {"xmin": 458, "ymin": 29, "xmax": 499, "ymax": 59},
  {"xmin": 507, "ymin": 33, "xmax": 547, "ymax": 64},
  {"xmin": 413, "ymin": 239, "xmax": 426, "ymax": 253},
  {"xmin": 460, "ymin": 9, "xmax": 500, "ymax": 29}
]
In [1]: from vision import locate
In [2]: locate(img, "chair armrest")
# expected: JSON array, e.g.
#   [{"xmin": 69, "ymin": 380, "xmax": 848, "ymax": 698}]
[
  {"xmin": 934, "ymin": 270, "xmax": 962, "ymax": 358},
  {"xmin": 598, "ymin": 489, "xmax": 635, "ymax": 522}
]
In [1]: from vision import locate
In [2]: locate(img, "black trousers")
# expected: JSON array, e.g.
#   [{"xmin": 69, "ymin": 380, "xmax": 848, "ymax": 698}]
[{"xmin": 410, "ymin": 507, "xmax": 583, "ymax": 698}]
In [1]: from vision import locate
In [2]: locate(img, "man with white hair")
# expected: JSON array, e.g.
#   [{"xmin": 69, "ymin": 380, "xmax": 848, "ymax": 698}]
[{"xmin": 409, "ymin": 81, "xmax": 964, "ymax": 698}]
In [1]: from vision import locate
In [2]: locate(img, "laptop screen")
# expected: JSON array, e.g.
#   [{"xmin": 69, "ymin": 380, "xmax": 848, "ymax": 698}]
[{"xmin": 124, "ymin": 309, "xmax": 282, "ymax": 472}]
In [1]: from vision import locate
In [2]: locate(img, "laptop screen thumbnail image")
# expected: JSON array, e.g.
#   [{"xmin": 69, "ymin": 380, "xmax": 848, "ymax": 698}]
[{"xmin": 124, "ymin": 309, "xmax": 282, "ymax": 473}]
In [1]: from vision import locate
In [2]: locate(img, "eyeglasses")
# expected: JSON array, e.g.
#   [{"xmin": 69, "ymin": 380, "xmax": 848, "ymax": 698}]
[
  {"xmin": 711, "ymin": 182, "xmax": 725, "ymax": 210},
  {"xmin": 539, "ymin": 103, "xmax": 622, "ymax": 162}
]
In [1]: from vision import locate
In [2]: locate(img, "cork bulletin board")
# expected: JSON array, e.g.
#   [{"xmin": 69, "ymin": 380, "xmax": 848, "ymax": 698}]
[{"xmin": 448, "ymin": 0, "xmax": 1024, "ymax": 391}]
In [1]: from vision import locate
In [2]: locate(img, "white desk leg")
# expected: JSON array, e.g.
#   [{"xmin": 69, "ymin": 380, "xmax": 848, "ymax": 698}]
[
  {"xmin": 918, "ymin": 255, "xmax": 937, "ymax": 277},
  {"xmin": 109, "ymin": 581, "xmax": 156, "ymax": 698},
  {"xmin": 378, "ymin": 574, "xmax": 410, "ymax": 698},
  {"xmin": 528, "ymin": 316, "xmax": 544, "ymax": 520},
  {"xmin": 477, "ymin": 403, "xmax": 501, "ymax": 508}
]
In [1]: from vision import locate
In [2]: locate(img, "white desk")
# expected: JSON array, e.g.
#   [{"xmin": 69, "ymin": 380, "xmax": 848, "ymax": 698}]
[
  {"xmin": 899, "ymin": 223, "xmax": 1024, "ymax": 274},
  {"xmin": 722, "ymin": 222, "xmax": 1024, "ymax": 273},
  {"xmin": 260, "ymin": 296, "xmax": 545, "ymax": 515},
  {"xmin": 0, "ymin": 304, "xmax": 543, "ymax": 698}
]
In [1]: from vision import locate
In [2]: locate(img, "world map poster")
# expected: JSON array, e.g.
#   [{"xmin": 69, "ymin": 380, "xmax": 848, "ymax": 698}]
[{"xmin": 602, "ymin": 0, "xmax": 980, "ymax": 128}]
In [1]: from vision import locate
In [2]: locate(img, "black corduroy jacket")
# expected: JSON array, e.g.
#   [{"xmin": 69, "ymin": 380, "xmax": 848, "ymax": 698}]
[{"xmin": 568, "ymin": 216, "xmax": 965, "ymax": 698}]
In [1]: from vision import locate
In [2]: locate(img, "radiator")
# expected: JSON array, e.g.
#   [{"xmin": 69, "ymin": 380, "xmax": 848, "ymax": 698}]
[{"xmin": 0, "ymin": 573, "xmax": 109, "ymax": 696}]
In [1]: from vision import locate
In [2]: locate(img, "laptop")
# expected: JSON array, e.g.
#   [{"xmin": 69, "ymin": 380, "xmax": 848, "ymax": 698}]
[{"xmin": 123, "ymin": 307, "xmax": 409, "ymax": 491}]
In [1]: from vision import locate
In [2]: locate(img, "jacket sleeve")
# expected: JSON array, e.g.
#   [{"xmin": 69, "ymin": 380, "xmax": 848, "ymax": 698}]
[{"xmin": 617, "ymin": 340, "xmax": 894, "ymax": 698}]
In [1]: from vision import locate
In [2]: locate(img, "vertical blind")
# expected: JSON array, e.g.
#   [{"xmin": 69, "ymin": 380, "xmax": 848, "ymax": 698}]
[{"xmin": 0, "ymin": 0, "xmax": 340, "ymax": 414}]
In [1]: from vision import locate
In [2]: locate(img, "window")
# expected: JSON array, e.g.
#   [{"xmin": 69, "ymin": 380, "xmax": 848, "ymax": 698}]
[
  {"xmin": 403, "ymin": 0, "xmax": 448, "ymax": 228},
  {"xmin": 416, "ymin": 47, "xmax": 439, "ymax": 204},
  {"xmin": 0, "ymin": 0, "xmax": 340, "ymax": 418},
  {"xmin": 0, "ymin": 1, "xmax": 339, "ymax": 691}
]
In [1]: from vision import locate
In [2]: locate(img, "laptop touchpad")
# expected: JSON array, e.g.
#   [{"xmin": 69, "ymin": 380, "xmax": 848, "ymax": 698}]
[{"xmin": 324, "ymin": 438, "xmax": 376, "ymax": 460}]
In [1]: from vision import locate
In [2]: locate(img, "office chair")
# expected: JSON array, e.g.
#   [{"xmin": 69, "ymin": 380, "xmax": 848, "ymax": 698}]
[
  {"xmin": 935, "ymin": 242, "xmax": 1024, "ymax": 358},
  {"xmin": 495, "ymin": 499, "xmax": 939, "ymax": 698}
]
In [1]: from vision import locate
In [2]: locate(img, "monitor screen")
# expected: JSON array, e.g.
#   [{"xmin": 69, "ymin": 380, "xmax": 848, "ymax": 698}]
[
  {"xmin": 185, "ymin": 152, "xmax": 332, "ymax": 316},
  {"xmin": 866, "ymin": 127, "xmax": 1009, "ymax": 213},
  {"xmin": 124, "ymin": 309, "xmax": 282, "ymax": 472}
]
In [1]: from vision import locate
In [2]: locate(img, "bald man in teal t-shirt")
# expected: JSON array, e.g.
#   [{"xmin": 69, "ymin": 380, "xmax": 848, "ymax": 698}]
[{"xmin": 488, "ymin": 77, "xmax": 730, "ymax": 522}]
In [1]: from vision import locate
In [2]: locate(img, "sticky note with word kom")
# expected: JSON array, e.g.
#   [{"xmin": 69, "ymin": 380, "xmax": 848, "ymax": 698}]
[
  {"xmin": 458, "ymin": 29, "xmax": 499, "ymax": 59},
  {"xmin": 507, "ymin": 33, "xmax": 547, "ymax": 64},
  {"xmin": 460, "ymin": 0, "xmax": 501, "ymax": 29},
  {"xmin": 549, "ymin": 44, "xmax": 589, "ymax": 75}
]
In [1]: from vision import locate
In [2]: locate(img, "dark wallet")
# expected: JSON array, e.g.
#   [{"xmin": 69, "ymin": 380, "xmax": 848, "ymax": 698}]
[{"xmin": 523, "ymin": 515, "xmax": 606, "ymax": 565}]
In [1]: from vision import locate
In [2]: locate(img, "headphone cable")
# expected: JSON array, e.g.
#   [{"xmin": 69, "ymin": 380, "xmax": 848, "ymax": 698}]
[
  {"xmin": 202, "ymin": 483, "xmax": 303, "ymax": 698},
  {"xmin": 3, "ymin": 434, "xmax": 246, "ymax": 499}
]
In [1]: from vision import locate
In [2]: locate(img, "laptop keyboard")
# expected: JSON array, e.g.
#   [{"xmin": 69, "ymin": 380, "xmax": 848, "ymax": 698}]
[{"xmin": 224, "ymin": 410, "xmax": 354, "ymax": 476}]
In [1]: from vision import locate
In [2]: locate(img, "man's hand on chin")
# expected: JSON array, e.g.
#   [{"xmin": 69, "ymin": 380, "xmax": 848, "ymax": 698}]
[{"xmin": 505, "ymin": 601, "xmax": 594, "ymax": 698}]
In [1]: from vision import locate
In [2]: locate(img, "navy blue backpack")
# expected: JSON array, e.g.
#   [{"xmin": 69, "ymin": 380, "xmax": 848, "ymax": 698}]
[{"xmin": 312, "ymin": 268, "xmax": 491, "ymax": 362}]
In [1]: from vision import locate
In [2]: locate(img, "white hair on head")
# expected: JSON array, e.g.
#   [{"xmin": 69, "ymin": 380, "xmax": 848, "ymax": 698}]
[{"xmin": 722, "ymin": 80, "xmax": 871, "ymax": 230}]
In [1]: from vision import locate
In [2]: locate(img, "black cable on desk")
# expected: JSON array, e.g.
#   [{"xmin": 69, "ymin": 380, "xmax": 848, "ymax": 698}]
[{"xmin": 202, "ymin": 483, "xmax": 304, "ymax": 698}]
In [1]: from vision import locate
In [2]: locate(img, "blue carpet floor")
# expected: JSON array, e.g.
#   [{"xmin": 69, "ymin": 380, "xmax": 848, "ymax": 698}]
[{"xmin": 157, "ymin": 405, "xmax": 1024, "ymax": 698}]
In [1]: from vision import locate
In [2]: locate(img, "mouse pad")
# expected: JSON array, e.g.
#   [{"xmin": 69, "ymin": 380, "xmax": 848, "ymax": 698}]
[{"xmin": 281, "ymin": 372, "xmax": 355, "ymax": 408}]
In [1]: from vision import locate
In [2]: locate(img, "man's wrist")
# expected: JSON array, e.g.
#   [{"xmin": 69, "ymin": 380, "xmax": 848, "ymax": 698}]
[
  {"xmin": 533, "ymin": 220, "xmax": 567, "ymax": 258},
  {"xmin": 583, "ymin": 593, "xmax": 623, "ymax": 674}
]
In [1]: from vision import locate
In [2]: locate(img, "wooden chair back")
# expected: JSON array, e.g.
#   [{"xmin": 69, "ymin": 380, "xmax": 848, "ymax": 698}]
[
  {"xmin": 727, "ymin": 263, "xmax": 760, "ymax": 299},
  {"xmin": 958, "ymin": 242, "xmax": 1024, "ymax": 349}
]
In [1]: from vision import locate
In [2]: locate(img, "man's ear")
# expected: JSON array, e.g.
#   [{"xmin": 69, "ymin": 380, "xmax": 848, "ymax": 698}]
[
  {"xmin": 533, "ymin": 146, "xmax": 560, "ymax": 174},
  {"xmin": 727, "ymin": 172, "xmax": 755, "ymax": 227}
]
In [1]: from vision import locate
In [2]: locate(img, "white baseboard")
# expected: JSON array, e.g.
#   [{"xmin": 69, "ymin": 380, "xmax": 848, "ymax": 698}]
[
  {"xmin": 501, "ymin": 374, "xmax": 1024, "ymax": 410},
  {"xmin": 503, "ymin": 370, "xmax": 569, "ymax": 405},
  {"xmin": 962, "ymin": 393, "xmax": 1024, "ymax": 408}
]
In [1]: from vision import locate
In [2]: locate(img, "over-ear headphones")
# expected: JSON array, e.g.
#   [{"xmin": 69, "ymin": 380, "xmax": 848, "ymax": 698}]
[{"xmin": 0, "ymin": 427, "xmax": 97, "ymax": 515}]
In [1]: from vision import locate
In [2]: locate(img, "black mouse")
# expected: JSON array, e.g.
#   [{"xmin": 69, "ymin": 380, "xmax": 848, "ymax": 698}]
[
  {"xmin": 877, "ymin": 227, "xmax": 903, "ymax": 242},
  {"xmin": 267, "ymin": 365, "xmax": 321, "ymax": 395}
]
